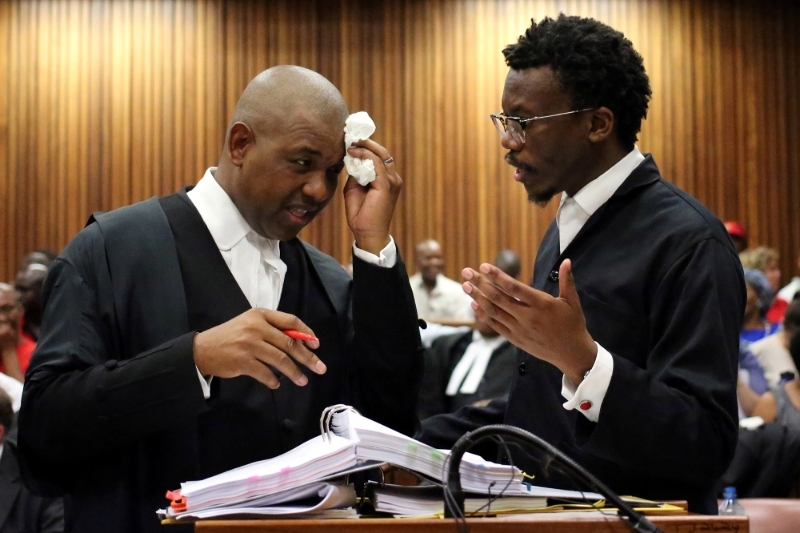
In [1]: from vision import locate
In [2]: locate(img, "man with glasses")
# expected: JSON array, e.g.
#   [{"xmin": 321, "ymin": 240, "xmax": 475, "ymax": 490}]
[{"xmin": 422, "ymin": 15, "xmax": 745, "ymax": 513}]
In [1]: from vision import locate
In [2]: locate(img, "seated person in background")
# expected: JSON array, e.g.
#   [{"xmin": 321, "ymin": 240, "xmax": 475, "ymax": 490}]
[
  {"xmin": 741, "ymin": 269, "xmax": 780, "ymax": 344},
  {"xmin": 724, "ymin": 221, "xmax": 748, "ymax": 254},
  {"xmin": 753, "ymin": 330, "xmax": 800, "ymax": 432},
  {"xmin": 0, "ymin": 389, "xmax": 64, "ymax": 533},
  {"xmin": 776, "ymin": 250, "xmax": 800, "ymax": 308},
  {"xmin": 749, "ymin": 298, "xmax": 800, "ymax": 388},
  {"xmin": 409, "ymin": 239, "xmax": 473, "ymax": 324},
  {"xmin": 0, "ymin": 284, "xmax": 36, "ymax": 383},
  {"xmin": 741, "ymin": 246, "xmax": 784, "ymax": 323},
  {"xmin": 737, "ymin": 345, "xmax": 769, "ymax": 419},
  {"xmin": 14, "ymin": 263, "xmax": 49, "ymax": 341},
  {"xmin": 417, "ymin": 314, "xmax": 516, "ymax": 421},
  {"xmin": 0, "ymin": 372, "xmax": 23, "ymax": 412},
  {"xmin": 494, "ymin": 249, "xmax": 522, "ymax": 280},
  {"xmin": 18, "ymin": 250, "xmax": 57, "ymax": 272}
]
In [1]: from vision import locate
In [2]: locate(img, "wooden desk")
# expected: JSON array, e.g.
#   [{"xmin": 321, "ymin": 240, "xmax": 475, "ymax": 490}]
[{"xmin": 195, "ymin": 513, "xmax": 748, "ymax": 533}]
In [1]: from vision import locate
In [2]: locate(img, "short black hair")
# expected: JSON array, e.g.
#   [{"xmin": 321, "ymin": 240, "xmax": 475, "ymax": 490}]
[
  {"xmin": 0, "ymin": 389, "xmax": 13, "ymax": 438},
  {"xmin": 503, "ymin": 14, "xmax": 651, "ymax": 149}
]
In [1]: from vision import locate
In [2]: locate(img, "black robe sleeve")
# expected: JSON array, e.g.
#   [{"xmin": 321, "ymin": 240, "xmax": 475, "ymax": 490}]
[
  {"xmin": 349, "ymin": 252, "xmax": 424, "ymax": 437},
  {"xmin": 18, "ymin": 225, "xmax": 209, "ymax": 477}
]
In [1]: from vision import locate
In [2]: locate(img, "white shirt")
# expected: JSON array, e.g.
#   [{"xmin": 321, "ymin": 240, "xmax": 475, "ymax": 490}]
[
  {"xmin": 409, "ymin": 273, "xmax": 474, "ymax": 321},
  {"xmin": 557, "ymin": 147, "xmax": 645, "ymax": 422},
  {"xmin": 187, "ymin": 168, "xmax": 397, "ymax": 397},
  {"xmin": 0, "ymin": 372, "xmax": 23, "ymax": 411},
  {"xmin": 445, "ymin": 330, "xmax": 508, "ymax": 395}
]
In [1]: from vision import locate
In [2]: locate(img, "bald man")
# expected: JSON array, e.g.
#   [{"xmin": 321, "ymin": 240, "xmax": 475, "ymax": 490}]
[
  {"xmin": 18, "ymin": 67, "xmax": 422, "ymax": 533},
  {"xmin": 410, "ymin": 239, "xmax": 473, "ymax": 322}
]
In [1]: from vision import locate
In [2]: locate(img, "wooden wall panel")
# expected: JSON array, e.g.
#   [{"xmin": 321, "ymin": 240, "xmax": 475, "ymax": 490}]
[{"xmin": 1, "ymin": 0, "xmax": 799, "ymax": 286}]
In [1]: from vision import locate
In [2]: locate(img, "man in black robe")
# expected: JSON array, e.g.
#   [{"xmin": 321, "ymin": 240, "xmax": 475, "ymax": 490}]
[
  {"xmin": 18, "ymin": 66, "xmax": 422, "ymax": 532},
  {"xmin": 421, "ymin": 15, "xmax": 744, "ymax": 514}
]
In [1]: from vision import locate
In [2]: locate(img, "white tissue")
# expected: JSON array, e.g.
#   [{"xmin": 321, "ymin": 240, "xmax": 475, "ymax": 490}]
[{"xmin": 344, "ymin": 111, "xmax": 377, "ymax": 186}]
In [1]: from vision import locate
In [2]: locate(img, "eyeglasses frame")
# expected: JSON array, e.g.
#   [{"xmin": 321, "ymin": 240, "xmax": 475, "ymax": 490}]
[{"xmin": 490, "ymin": 108, "xmax": 595, "ymax": 144}]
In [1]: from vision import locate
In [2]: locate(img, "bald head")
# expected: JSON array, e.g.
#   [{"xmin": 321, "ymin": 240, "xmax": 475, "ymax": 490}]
[
  {"xmin": 228, "ymin": 66, "xmax": 348, "ymax": 139},
  {"xmin": 495, "ymin": 249, "xmax": 522, "ymax": 280},
  {"xmin": 214, "ymin": 66, "xmax": 351, "ymax": 242},
  {"xmin": 415, "ymin": 239, "xmax": 444, "ymax": 286}
]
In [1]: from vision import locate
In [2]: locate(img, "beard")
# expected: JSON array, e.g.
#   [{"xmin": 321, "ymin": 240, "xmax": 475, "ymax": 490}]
[{"xmin": 527, "ymin": 188, "xmax": 557, "ymax": 207}]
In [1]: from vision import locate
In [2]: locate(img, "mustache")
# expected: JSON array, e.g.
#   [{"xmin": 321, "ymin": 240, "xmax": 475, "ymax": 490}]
[{"xmin": 505, "ymin": 153, "xmax": 532, "ymax": 170}]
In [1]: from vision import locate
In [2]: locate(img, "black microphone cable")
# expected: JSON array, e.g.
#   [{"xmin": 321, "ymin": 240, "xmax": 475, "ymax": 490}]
[{"xmin": 442, "ymin": 424, "xmax": 664, "ymax": 533}]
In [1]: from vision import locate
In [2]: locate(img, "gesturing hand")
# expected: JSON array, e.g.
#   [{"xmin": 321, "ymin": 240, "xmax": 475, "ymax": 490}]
[
  {"xmin": 193, "ymin": 308, "xmax": 327, "ymax": 389},
  {"xmin": 343, "ymin": 139, "xmax": 402, "ymax": 255},
  {"xmin": 462, "ymin": 259, "xmax": 598, "ymax": 385}
]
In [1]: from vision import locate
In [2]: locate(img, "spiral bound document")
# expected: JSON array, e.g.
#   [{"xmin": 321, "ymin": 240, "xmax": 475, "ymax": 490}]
[{"xmin": 159, "ymin": 404, "xmax": 522, "ymax": 521}]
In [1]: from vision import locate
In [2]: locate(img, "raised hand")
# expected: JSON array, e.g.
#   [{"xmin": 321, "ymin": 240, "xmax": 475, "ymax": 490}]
[
  {"xmin": 461, "ymin": 258, "xmax": 598, "ymax": 384},
  {"xmin": 342, "ymin": 139, "xmax": 402, "ymax": 255}
]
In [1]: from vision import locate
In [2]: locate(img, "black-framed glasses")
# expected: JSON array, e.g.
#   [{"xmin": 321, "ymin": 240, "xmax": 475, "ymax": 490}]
[{"xmin": 490, "ymin": 108, "xmax": 594, "ymax": 144}]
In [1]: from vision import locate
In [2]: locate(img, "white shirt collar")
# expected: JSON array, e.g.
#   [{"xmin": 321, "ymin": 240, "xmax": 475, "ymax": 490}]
[
  {"xmin": 187, "ymin": 168, "xmax": 279, "ymax": 257},
  {"xmin": 559, "ymin": 146, "xmax": 645, "ymax": 217}
]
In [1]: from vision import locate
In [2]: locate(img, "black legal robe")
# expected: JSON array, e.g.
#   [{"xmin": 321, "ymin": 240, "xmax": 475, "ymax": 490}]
[
  {"xmin": 418, "ymin": 156, "xmax": 744, "ymax": 514},
  {"xmin": 18, "ymin": 189, "xmax": 423, "ymax": 533}
]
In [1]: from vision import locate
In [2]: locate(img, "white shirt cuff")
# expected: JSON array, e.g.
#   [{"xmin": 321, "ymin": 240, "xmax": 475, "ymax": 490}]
[
  {"xmin": 196, "ymin": 366, "xmax": 213, "ymax": 399},
  {"xmin": 352, "ymin": 236, "xmax": 397, "ymax": 268},
  {"xmin": 561, "ymin": 343, "xmax": 614, "ymax": 422}
]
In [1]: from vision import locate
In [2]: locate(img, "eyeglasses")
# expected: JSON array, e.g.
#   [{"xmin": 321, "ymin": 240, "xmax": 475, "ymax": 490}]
[{"xmin": 490, "ymin": 108, "xmax": 594, "ymax": 144}]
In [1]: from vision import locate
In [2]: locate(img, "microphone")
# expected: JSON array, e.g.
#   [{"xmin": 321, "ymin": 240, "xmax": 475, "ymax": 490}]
[{"xmin": 443, "ymin": 424, "xmax": 664, "ymax": 533}]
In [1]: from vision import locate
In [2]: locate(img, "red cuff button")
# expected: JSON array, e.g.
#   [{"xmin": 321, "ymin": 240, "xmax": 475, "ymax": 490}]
[{"xmin": 579, "ymin": 400, "xmax": 593, "ymax": 411}]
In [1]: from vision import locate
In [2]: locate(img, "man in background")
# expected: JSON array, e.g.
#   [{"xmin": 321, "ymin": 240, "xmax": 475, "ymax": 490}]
[
  {"xmin": 409, "ymin": 239, "xmax": 473, "ymax": 323},
  {"xmin": 14, "ymin": 264, "xmax": 48, "ymax": 342},
  {"xmin": 416, "ymin": 256, "xmax": 520, "ymax": 420},
  {"xmin": 494, "ymin": 249, "xmax": 521, "ymax": 280}
]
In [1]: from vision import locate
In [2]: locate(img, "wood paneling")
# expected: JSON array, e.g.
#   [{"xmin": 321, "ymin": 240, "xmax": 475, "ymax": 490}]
[{"xmin": 1, "ymin": 0, "xmax": 799, "ymax": 284}]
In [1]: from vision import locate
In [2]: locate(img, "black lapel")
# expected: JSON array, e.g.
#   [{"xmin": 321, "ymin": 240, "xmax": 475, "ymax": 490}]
[
  {"xmin": 0, "ymin": 446, "xmax": 22, "ymax": 528},
  {"xmin": 159, "ymin": 190, "xmax": 251, "ymax": 331},
  {"xmin": 559, "ymin": 154, "xmax": 661, "ymax": 259}
]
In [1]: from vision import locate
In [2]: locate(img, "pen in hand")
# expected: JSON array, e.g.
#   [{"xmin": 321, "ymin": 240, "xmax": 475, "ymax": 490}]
[{"xmin": 282, "ymin": 329, "xmax": 319, "ymax": 343}]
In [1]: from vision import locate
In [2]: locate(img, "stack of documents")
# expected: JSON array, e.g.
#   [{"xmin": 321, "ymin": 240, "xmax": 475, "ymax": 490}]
[
  {"xmin": 331, "ymin": 408, "xmax": 524, "ymax": 494},
  {"xmin": 159, "ymin": 405, "xmax": 524, "ymax": 521},
  {"xmin": 366, "ymin": 483, "xmax": 549, "ymax": 517}
]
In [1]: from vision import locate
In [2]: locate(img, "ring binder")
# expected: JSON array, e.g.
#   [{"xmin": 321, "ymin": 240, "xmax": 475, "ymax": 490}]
[{"xmin": 319, "ymin": 404, "xmax": 359, "ymax": 443}]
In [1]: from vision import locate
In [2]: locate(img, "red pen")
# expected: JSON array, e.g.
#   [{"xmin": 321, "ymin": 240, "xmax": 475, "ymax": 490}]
[{"xmin": 282, "ymin": 329, "xmax": 319, "ymax": 343}]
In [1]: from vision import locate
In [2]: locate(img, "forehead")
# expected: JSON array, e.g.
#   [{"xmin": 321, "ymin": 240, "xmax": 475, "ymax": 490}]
[
  {"xmin": 275, "ymin": 110, "xmax": 346, "ymax": 159},
  {"xmin": 502, "ymin": 67, "xmax": 570, "ymax": 115}
]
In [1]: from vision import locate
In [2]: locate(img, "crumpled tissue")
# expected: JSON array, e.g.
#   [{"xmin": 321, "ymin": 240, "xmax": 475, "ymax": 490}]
[{"xmin": 344, "ymin": 111, "xmax": 377, "ymax": 186}]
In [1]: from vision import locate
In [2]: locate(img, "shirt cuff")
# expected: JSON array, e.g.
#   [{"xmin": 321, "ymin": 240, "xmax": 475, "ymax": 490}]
[
  {"xmin": 196, "ymin": 366, "xmax": 213, "ymax": 399},
  {"xmin": 561, "ymin": 343, "xmax": 614, "ymax": 423},
  {"xmin": 352, "ymin": 236, "xmax": 397, "ymax": 268}
]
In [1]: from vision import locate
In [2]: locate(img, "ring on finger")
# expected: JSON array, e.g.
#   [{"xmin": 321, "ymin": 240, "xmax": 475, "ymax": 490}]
[{"xmin": 382, "ymin": 156, "xmax": 394, "ymax": 165}]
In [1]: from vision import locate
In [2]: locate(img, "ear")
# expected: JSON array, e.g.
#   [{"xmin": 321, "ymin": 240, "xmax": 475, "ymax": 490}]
[
  {"xmin": 227, "ymin": 122, "xmax": 254, "ymax": 167},
  {"xmin": 587, "ymin": 106, "xmax": 615, "ymax": 144}
]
